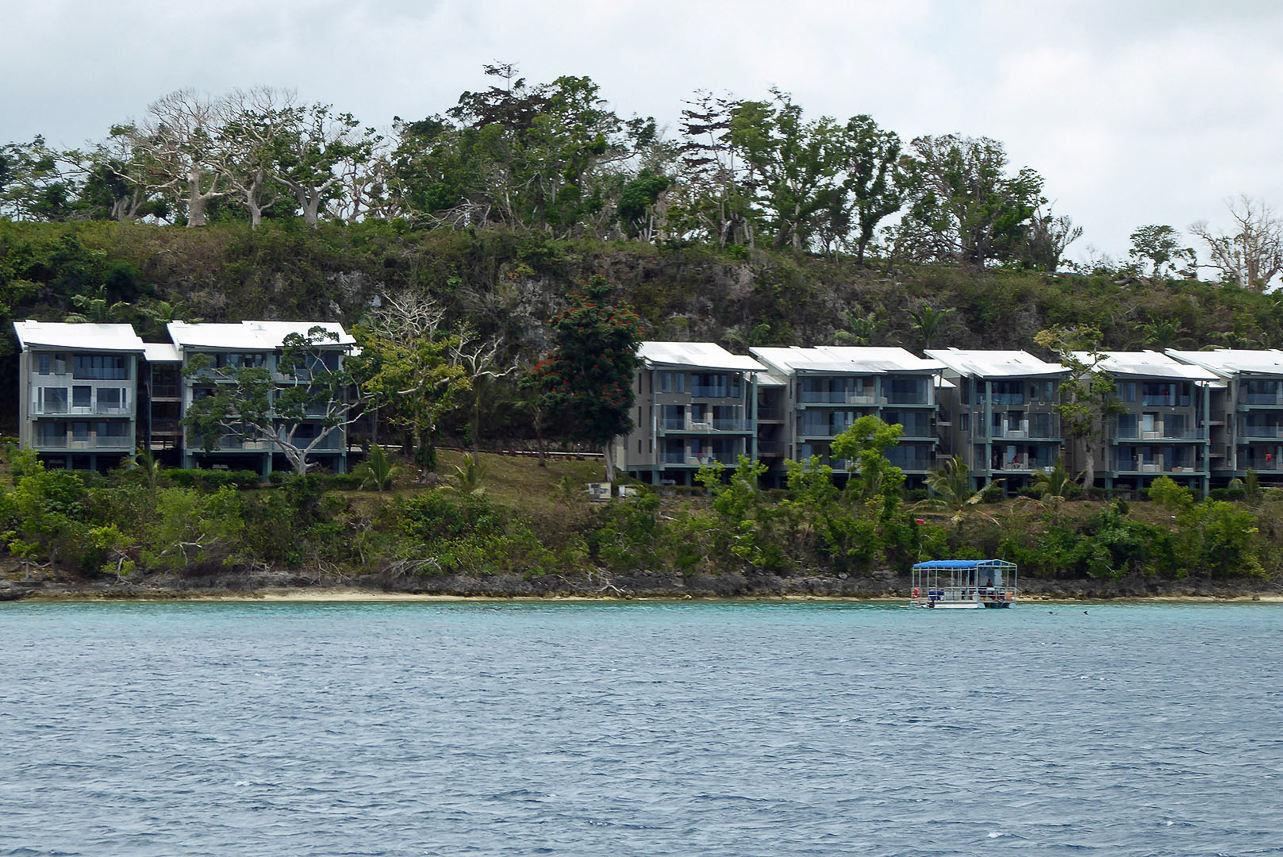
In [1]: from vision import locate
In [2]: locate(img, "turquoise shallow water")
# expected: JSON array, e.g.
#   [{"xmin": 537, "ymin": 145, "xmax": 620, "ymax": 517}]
[{"xmin": 1, "ymin": 601, "xmax": 1281, "ymax": 856}]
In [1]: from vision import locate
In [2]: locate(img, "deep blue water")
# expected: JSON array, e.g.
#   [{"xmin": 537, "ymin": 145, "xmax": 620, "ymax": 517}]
[{"xmin": 1, "ymin": 600, "xmax": 1281, "ymax": 856}]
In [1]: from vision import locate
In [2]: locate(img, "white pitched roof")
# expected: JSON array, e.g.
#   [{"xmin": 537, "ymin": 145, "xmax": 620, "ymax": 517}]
[
  {"xmin": 167, "ymin": 321, "xmax": 354, "ymax": 351},
  {"xmin": 750, "ymin": 345, "xmax": 943, "ymax": 375},
  {"xmin": 638, "ymin": 341, "xmax": 764, "ymax": 372},
  {"xmin": 1071, "ymin": 350, "xmax": 1218, "ymax": 381},
  {"xmin": 925, "ymin": 347, "xmax": 1065, "ymax": 379},
  {"xmin": 142, "ymin": 342, "xmax": 182, "ymax": 363},
  {"xmin": 1166, "ymin": 348, "xmax": 1283, "ymax": 378},
  {"xmin": 13, "ymin": 321, "xmax": 145, "ymax": 353}
]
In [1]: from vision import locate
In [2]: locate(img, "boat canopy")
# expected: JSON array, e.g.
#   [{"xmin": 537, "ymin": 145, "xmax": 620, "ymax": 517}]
[{"xmin": 911, "ymin": 559, "xmax": 1016, "ymax": 570}]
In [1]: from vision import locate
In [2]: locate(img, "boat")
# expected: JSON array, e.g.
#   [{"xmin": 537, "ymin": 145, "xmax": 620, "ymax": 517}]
[{"xmin": 910, "ymin": 559, "xmax": 1016, "ymax": 608}]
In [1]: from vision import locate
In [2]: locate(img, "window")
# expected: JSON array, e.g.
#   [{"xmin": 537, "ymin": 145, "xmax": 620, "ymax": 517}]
[
  {"xmin": 660, "ymin": 372, "xmax": 685, "ymax": 393},
  {"xmin": 73, "ymin": 386, "xmax": 92, "ymax": 409},
  {"xmin": 73, "ymin": 354, "xmax": 128, "ymax": 380},
  {"xmin": 38, "ymin": 354, "xmax": 52, "ymax": 375},
  {"xmin": 97, "ymin": 388, "xmax": 123, "ymax": 413},
  {"xmin": 95, "ymin": 422, "xmax": 128, "ymax": 441},
  {"xmin": 959, "ymin": 413, "xmax": 970, "ymax": 432},
  {"xmin": 72, "ymin": 422, "xmax": 89, "ymax": 442},
  {"xmin": 39, "ymin": 387, "xmax": 68, "ymax": 414},
  {"xmin": 36, "ymin": 422, "xmax": 67, "ymax": 446}
]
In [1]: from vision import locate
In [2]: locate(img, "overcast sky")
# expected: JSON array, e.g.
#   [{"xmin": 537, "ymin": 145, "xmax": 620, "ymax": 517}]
[{"xmin": 5, "ymin": 0, "xmax": 1282, "ymax": 267}]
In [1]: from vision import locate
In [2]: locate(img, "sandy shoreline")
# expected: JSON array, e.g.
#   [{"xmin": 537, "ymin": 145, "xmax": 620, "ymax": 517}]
[{"xmin": 9, "ymin": 588, "xmax": 1283, "ymax": 604}]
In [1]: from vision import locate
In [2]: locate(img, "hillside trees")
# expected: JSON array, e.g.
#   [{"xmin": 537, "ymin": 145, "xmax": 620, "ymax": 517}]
[
  {"xmin": 533, "ymin": 274, "xmax": 643, "ymax": 481},
  {"xmin": 1191, "ymin": 196, "xmax": 1283, "ymax": 291},
  {"xmin": 893, "ymin": 134, "xmax": 1044, "ymax": 267},
  {"xmin": 353, "ymin": 291, "xmax": 470, "ymax": 474}
]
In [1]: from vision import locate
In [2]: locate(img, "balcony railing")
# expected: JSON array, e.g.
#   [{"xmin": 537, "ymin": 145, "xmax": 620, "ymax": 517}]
[
  {"xmin": 798, "ymin": 391, "xmax": 876, "ymax": 404},
  {"xmin": 660, "ymin": 451, "xmax": 741, "ymax": 466},
  {"xmin": 1240, "ymin": 426, "xmax": 1283, "ymax": 438},
  {"xmin": 1244, "ymin": 393, "xmax": 1283, "ymax": 406},
  {"xmin": 1142, "ymin": 395, "xmax": 1192, "ymax": 407},
  {"xmin": 1115, "ymin": 426, "xmax": 1206, "ymax": 440},
  {"xmin": 886, "ymin": 457, "xmax": 935, "ymax": 471},
  {"xmin": 661, "ymin": 416, "xmax": 748, "ymax": 432}
]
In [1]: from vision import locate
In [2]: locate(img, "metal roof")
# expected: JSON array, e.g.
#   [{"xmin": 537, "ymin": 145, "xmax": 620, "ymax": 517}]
[
  {"xmin": 142, "ymin": 342, "xmax": 182, "ymax": 363},
  {"xmin": 912, "ymin": 559, "xmax": 1017, "ymax": 570},
  {"xmin": 638, "ymin": 341, "xmax": 765, "ymax": 372},
  {"xmin": 1166, "ymin": 348, "xmax": 1283, "ymax": 379},
  {"xmin": 13, "ymin": 321, "xmax": 145, "ymax": 353},
  {"xmin": 925, "ymin": 348, "xmax": 1065, "ymax": 379},
  {"xmin": 167, "ymin": 321, "xmax": 354, "ymax": 351},
  {"xmin": 1070, "ymin": 350, "xmax": 1219, "ymax": 381},
  {"xmin": 750, "ymin": 346, "xmax": 944, "ymax": 375}
]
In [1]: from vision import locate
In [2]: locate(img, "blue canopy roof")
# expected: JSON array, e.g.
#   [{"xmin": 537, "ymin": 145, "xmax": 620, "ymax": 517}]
[{"xmin": 911, "ymin": 559, "xmax": 1016, "ymax": 570}]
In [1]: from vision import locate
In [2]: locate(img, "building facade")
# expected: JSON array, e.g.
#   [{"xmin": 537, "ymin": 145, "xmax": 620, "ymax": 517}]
[
  {"xmin": 167, "ymin": 321, "xmax": 357, "ymax": 475},
  {"xmin": 13, "ymin": 321, "xmax": 146, "ymax": 471},
  {"xmin": 926, "ymin": 348, "xmax": 1066, "ymax": 491},
  {"xmin": 1166, "ymin": 349, "xmax": 1283, "ymax": 485},
  {"xmin": 749, "ymin": 346, "xmax": 945, "ymax": 486},
  {"xmin": 1071, "ymin": 350, "xmax": 1216, "ymax": 495},
  {"xmin": 620, "ymin": 342, "xmax": 764, "ymax": 485}
]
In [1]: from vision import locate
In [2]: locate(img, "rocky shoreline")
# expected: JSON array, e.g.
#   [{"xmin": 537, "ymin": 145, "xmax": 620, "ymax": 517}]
[{"xmin": 3, "ymin": 569, "xmax": 1281, "ymax": 602}]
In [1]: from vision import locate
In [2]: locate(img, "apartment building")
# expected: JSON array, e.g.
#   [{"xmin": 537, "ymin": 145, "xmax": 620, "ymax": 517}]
[
  {"xmin": 166, "ymin": 321, "xmax": 357, "ymax": 475},
  {"xmin": 749, "ymin": 346, "xmax": 944, "ymax": 486},
  {"xmin": 1073, "ymin": 350, "xmax": 1216, "ymax": 494},
  {"xmin": 1166, "ymin": 349, "xmax": 1283, "ymax": 485},
  {"xmin": 620, "ymin": 342, "xmax": 764, "ymax": 485},
  {"xmin": 12, "ymin": 321, "xmax": 146, "ymax": 471},
  {"xmin": 925, "ymin": 348, "xmax": 1066, "ymax": 491}
]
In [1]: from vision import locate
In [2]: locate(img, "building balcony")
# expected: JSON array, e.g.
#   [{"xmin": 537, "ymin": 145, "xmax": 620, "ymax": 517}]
[
  {"xmin": 660, "ymin": 417, "xmax": 750, "ymax": 432},
  {"xmin": 1240, "ymin": 427, "xmax": 1283, "ymax": 439}
]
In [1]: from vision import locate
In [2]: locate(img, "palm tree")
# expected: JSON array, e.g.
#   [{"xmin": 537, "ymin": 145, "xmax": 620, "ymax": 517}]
[
  {"xmin": 1228, "ymin": 468, "xmax": 1261, "ymax": 504},
  {"xmin": 353, "ymin": 444, "xmax": 399, "ymax": 491},
  {"xmin": 921, "ymin": 456, "xmax": 993, "ymax": 523},
  {"xmin": 908, "ymin": 305, "xmax": 953, "ymax": 351},
  {"xmin": 1031, "ymin": 458, "xmax": 1077, "ymax": 502}
]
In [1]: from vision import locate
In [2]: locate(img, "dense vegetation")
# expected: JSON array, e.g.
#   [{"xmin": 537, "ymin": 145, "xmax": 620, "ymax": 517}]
[
  {"xmin": 4, "ymin": 65, "xmax": 1283, "ymax": 593},
  {"xmin": 0, "ymin": 440, "xmax": 1276, "ymax": 596}
]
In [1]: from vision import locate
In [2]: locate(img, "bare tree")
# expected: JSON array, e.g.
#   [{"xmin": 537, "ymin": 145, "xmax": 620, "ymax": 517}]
[
  {"xmin": 451, "ymin": 330, "xmax": 518, "ymax": 463},
  {"xmin": 272, "ymin": 103, "xmax": 379, "ymax": 228},
  {"xmin": 1191, "ymin": 195, "xmax": 1283, "ymax": 291},
  {"xmin": 216, "ymin": 87, "xmax": 297, "ymax": 227},
  {"xmin": 122, "ymin": 89, "xmax": 228, "ymax": 227}
]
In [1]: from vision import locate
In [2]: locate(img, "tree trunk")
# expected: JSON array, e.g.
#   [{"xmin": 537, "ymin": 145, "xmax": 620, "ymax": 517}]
[
  {"xmin": 1080, "ymin": 437, "xmax": 1096, "ymax": 490},
  {"xmin": 187, "ymin": 167, "xmax": 208, "ymax": 227},
  {"xmin": 604, "ymin": 440, "xmax": 617, "ymax": 482}
]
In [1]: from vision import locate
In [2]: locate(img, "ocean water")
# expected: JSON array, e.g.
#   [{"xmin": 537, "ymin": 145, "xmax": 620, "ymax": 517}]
[{"xmin": 1, "ymin": 600, "xmax": 1281, "ymax": 857}]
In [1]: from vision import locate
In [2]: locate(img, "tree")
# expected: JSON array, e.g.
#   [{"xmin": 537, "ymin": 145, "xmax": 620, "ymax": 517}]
[
  {"xmin": 119, "ymin": 89, "xmax": 228, "ymax": 227},
  {"xmin": 271, "ymin": 102, "xmax": 380, "ymax": 228},
  {"xmin": 908, "ymin": 305, "xmax": 953, "ymax": 351},
  {"xmin": 1191, "ymin": 196, "xmax": 1283, "ymax": 291},
  {"xmin": 182, "ymin": 327, "xmax": 360, "ymax": 476},
  {"xmin": 451, "ymin": 329, "xmax": 518, "ymax": 464},
  {"xmin": 831, "ymin": 415, "xmax": 905, "ymax": 504},
  {"xmin": 922, "ymin": 456, "xmax": 989, "ymax": 523},
  {"xmin": 1022, "ymin": 205, "xmax": 1083, "ymax": 272},
  {"xmin": 354, "ymin": 291, "xmax": 470, "ymax": 475},
  {"xmin": 1128, "ymin": 224, "xmax": 1193, "ymax": 279},
  {"xmin": 1034, "ymin": 326, "xmax": 1124, "ymax": 489},
  {"xmin": 673, "ymin": 90, "xmax": 754, "ymax": 247},
  {"xmin": 840, "ymin": 115, "xmax": 903, "ymax": 264},
  {"xmin": 728, "ymin": 90, "xmax": 847, "ymax": 251},
  {"xmin": 894, "ymin": 134, "xmax": 1044, "ymax": 267},
  {"xmin": 533, "ymin": 274, "xmax": 644, "ymax": 481},
  {"xmin": 0, "ymin": 136, "xmax": 80, "ymax": 221}
]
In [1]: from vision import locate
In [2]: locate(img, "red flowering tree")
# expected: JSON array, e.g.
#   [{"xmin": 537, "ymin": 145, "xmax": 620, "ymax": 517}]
[{"xmin": 533, "ymin": 274, "xmax": 643, "ymax": 480}]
